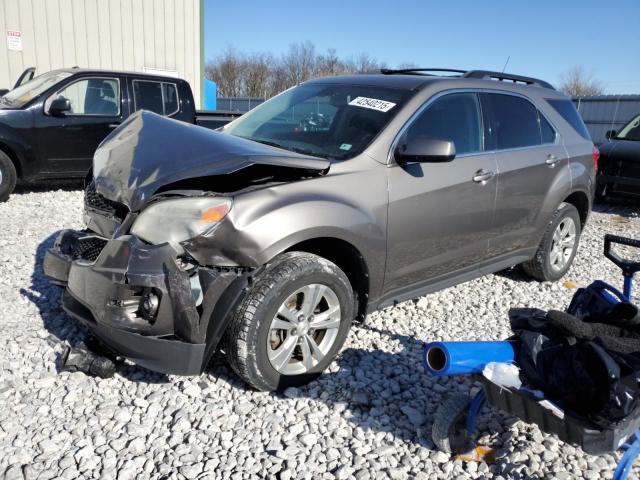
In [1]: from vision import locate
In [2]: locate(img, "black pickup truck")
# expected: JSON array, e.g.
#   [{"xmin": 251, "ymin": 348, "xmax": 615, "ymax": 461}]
[{"xmin": 0, "ymin": 68, "xmax": 240, "ymax": 201}]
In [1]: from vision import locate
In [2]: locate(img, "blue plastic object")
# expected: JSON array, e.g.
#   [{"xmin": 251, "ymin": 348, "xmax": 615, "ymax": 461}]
[
  {"xmin": 623, "ymin": 275, "xmax": 633, "ymax": 301},
  {"xmin": 423, "ymin": 341, "xmax": 517, "ymax": 376},
  {"xmin": 204, "ymin": 79, "xmax": 217, "ymax": 110},
  {"xmin": 466, "ymin": 389, "xmax": 487, "ymax": 436},
  {"xmin": 613, "ymin": 429, "xmax": 640, "ymax": 480}
]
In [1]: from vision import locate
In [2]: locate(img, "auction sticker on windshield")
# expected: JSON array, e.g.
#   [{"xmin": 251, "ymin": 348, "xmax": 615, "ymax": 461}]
[{"xmin": 348, "ymin": 97, "xmax": 396, "ymax": 112}]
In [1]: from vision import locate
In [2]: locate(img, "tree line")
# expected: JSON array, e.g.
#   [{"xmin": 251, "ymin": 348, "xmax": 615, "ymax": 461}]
[
  {"xmin": 205, "ymin": 42, "xmax": 402, "ymax": 98},
  {"xmin": 206, "ymin": 42, "xmax": 604, "ymax": 98}
]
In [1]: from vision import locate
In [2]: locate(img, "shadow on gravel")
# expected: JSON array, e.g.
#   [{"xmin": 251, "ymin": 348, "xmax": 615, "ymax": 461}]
[
  {"xmin": 494, "ymin": 266, "xmax": 535, "ymax": 283},
  {"xmin": 286, "ymin": 323, "xmax": 533, "ymax": 477},
  {"xmin": 594, "ymin": 197, "xmax": 640, "ymax": 213},
  {"xmin": 12, "ymin": 179, "xmax": 84, "ymax": 194},
  {"xmin": 22, "ymin": 232, "xmax": 170, "ymax": 383}
]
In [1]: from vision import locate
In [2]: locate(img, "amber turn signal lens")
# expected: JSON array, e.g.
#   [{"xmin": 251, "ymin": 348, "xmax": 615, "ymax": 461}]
[{"xmin": 201, "ymin": 205, "xmax": 230, "ymax": 222}]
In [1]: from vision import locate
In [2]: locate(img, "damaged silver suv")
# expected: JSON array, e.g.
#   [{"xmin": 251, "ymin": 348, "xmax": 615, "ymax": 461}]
[{"xmin": 44, "ymin": 69, "xmax": 597, "ymax": 391}]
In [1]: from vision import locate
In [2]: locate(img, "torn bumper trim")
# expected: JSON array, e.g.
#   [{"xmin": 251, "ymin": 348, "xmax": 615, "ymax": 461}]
[
  {"xmin": 62, "ymin": 290, "xmax": 206, "ymax": 375},
  {"xmin": 43, "ymin": 229, "xmax": 251, "ymax": 376}
]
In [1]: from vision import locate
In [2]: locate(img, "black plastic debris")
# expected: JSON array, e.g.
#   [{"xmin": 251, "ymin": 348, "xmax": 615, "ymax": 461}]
[
  {"xmin": 510, "ymin": 307, "xmax": 640, "ymax": 428},
  {"xmin": 60, "ymin": 344, "xmax": 116, "ymax": 378}
]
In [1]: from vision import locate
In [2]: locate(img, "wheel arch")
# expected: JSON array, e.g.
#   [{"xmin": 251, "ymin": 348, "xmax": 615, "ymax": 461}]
[
  {"xmin": 285, "ymin": 237, "xmax": 370, "ymax": 322},
  {"xmin": 0, "ymin": 140, "xmax": 23, "ymax": 179},
  {"xmin": 562, "ymin": 190, "xmax": 590, "ymax": 227}
]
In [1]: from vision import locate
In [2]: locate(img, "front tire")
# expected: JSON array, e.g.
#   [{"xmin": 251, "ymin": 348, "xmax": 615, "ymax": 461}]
[
  {"xmin": 223, "ymin": 252, "xmax": 354, "ymax": 391},
  {"xmin": 522, "ymin": 202, "xmax": 581, "ymax": 282},
  {"xmin": 0, "ymin": 151, "xmax": 17, "ymax": 202}
]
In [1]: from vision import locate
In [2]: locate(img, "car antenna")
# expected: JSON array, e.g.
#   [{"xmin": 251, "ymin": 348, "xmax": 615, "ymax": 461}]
[{"xmin": 501, "ymin": 56, "xmax": 510, "ymax": 73}]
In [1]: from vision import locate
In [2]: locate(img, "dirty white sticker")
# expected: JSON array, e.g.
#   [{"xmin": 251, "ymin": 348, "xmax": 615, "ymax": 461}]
[{"xmin": 348, "ymin": 96, "xmax": 396, "ymax": 112}]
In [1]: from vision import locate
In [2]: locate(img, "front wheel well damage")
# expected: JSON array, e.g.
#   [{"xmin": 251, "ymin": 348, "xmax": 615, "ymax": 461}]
[{"xmin": 285, "ymin": 238, "xmax": 369, "ymax": 321}]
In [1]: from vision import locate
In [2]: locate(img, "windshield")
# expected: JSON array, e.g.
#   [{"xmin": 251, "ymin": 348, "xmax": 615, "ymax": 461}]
[
  {"xmin": 615, "ymin": 114, "xmax": 640, "ymax": 141},
  {"xmin": 223, "ymin": 83, "xmax": 413, "ymax": 159},
  {"xmin": 1, "ymin": 71, "xmax": 72, "ymax": 108}
]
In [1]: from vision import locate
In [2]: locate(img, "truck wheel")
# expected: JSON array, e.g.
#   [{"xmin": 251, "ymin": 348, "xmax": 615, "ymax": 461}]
[
  {"xmin": 522, "ymin": 202, "xmax": 581, "ymax": 282},
  {"xmin": 223, "ymin": 252, "xmax": 354, "ymax": 391},
  {"xmin": 0, "ymin": 151, "xmax": 17, "ymax": 202}
]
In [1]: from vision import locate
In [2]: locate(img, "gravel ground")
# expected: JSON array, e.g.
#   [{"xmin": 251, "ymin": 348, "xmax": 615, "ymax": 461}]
[{"xmin": 1, "ymin": 187, "xmax": 640, "ymax": 480}]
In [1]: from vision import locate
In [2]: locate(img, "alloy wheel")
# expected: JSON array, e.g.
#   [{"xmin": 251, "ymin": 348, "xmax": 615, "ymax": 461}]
[
  {"xmin": 267, "ymin": 283, "xmax": 341, "ymax": 375},
  {"xmin": 549, "ymin": 217, "xmax": 576, "ymax": 272}
]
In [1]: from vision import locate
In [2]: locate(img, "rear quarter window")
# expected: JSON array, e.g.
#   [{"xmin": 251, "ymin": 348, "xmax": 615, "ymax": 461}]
[
  {"xmin": 546, "ymin": 99, "xmax": 591, "ymax": 140},
  {"xmin": 539, "ymin": 113, "xmax": 556, "ymax": 144}
]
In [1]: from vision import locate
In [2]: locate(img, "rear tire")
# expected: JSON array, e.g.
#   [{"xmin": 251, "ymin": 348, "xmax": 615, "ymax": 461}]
[
  {"xmin": 0, "ymin": 151, "xmax": 17, "ymax": 202},
  {"xmin": 223, "ymin": 252, "xmax": 354, "ymax": 391},
  {"xmin": 522, "ymin": 202, "xmax": 581, "ymax": 282}
]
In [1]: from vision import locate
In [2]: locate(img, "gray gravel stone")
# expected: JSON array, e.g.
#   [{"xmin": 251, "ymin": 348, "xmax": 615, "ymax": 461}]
[{"xmin": 2, "ymin": 190, "xmax": 640, "ymax": 479}]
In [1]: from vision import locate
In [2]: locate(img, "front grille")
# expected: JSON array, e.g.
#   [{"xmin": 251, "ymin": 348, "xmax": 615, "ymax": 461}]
[
  {"xmin": 70, "ymin": 237, "xmax": 108, "ymax": 262},
  {"xmin": 84, "ymin": 181, "xmax": 126, "ymax": 219}
]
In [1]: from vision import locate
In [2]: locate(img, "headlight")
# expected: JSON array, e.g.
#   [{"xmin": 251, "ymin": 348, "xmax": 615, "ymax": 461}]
[{"xmin": 130, "ymin": 197, "xmax": 232, "ymax": 245}]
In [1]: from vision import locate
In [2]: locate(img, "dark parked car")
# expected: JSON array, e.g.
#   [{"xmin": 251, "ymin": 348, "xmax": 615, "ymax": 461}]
[
  {"xmin": 0, "ymin": 67, "xmax": 36, "ymax": 96},
  {"xmin": 0, "ymin": 68, "xmax": 239, "ymax": 201},
  {"xmin": 44, "ymin": 68, "xmax": 596, "ymax": 391},
  {"xmin": 597, "ymin": 113, "xmax": 640, "ymax": 200}
]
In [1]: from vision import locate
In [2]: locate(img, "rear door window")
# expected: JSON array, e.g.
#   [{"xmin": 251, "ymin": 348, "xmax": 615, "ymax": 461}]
[
  {"xmin": 488, "ymin": 93, "xmax": 541, "ymax": 150},
  {"xmin": 546, "ymin": 98, "xmax": 591, "ymax": 140},
  {"xmin": 133, "ymin": 80, "xmax": 179, "ymax": 116},
  {"xmin": 404, "ymin": 92, "xmax": 484, "ymax": 155}
]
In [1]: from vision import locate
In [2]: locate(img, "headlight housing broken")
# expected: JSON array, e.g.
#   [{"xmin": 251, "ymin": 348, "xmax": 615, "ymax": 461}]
[{"xmin": 130, "ymin": 197, "xmax": 232, "ymax": 245}]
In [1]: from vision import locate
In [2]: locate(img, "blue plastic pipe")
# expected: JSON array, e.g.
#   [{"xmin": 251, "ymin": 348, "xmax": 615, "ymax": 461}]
[{"xmin": 423, "ymin": 341, "xmax": 517, "ymax": 376}]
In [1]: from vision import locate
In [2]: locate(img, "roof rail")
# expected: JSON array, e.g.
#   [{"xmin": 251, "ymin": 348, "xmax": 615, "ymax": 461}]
[
  {"xmin": 463, "ymin": 70, "xmax": 555, "ymax": 90},
  {"xmin": 380, "ymin": 68, "xmax": 466, "ymax": 76}
]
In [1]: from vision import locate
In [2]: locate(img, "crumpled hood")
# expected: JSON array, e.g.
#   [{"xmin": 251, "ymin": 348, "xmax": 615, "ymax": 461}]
[
  {"xmin": 93, "ymin": 110, "xmax": 330, "ymax": 211},
  {"xmin": 598, "ymin": 139, "xmax": 640, "ymax": 164}
]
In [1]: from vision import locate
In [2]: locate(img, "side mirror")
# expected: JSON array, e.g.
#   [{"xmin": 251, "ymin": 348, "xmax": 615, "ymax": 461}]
[
  {"xmin": 605, "ymin": 130, "xmax": 617, "ymax": 140},
  {"xmin": 395, "ymin": 136, "xmax": 456, "ymax": 163},
  {"xmin": 49, "ymin": 97, "xmax": 71, "ymax": 116}
]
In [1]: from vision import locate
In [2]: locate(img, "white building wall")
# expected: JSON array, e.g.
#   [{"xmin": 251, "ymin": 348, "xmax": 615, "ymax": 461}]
[{"xmin": 0, "ymin": 0, "xmax": 202, "ymax": 106}]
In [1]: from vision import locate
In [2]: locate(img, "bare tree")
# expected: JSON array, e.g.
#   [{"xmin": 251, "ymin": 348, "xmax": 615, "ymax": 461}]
[
  {"xmin": 281, "ymin": 41, "xmax": 318, "ymax": 85},
  {"xmin": 396, "ymin": 62, "xmax": 419, "ymax": 70},
  {"xmin": 243, "ymin": 53, "xmax": 273, "ymax": 98},
  {"xmin": 205, "ymin": 46, "xmax": 244, "ymax": 97},
  {"xmin": 348, "ymin": 52, "xmax": 385, "ymax": 73},
  {"xmin": 316, "ymin": 48, "xmax": 350, "ymax": 77},
  {"xmin": 205, "ymin": 42, "xmax": 392, "ymax": 99},
  {"xmin": 559, "ymin": 66, "xmax": 604, "ymax": 96}
]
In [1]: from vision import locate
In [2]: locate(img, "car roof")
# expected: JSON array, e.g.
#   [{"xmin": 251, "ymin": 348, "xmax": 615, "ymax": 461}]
[
  {"xmin": 305, "ymin": 74, "xmax": 437, "ymax": 91},
  {"xmin": 49, "ymin": 68, "xmax": 184, "ymax": 83},
  {"xmin": 304, "ymin": 71, "xmax": 564, "ymax": 97}
]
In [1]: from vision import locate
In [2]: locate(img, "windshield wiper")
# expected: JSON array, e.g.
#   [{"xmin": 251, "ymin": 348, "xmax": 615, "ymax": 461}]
[
  {"xmin": 252, "ymin": 138, "xmax": 329, "ymax": 159},
  {"xmin": 253, "ymin": 139, "xmax": 289, "ymax": 150}
]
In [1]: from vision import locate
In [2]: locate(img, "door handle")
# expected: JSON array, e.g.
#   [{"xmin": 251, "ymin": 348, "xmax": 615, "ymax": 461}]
[
  {"xmin": 108, "ymin": 123, "xmax": 121, "ymax": 128},
  {"xmin": 545, "ymin": 154, "xmax": 560, "ymax": 167},
  {"xmin": 472, "ymin": 170, "xmax": 495, "ymax": 183}
]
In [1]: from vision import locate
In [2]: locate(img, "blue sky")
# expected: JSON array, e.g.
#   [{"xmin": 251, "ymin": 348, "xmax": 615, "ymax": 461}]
[{"xmin": 204, "ymin": 0, "xmax": 640, "ymax": 94}]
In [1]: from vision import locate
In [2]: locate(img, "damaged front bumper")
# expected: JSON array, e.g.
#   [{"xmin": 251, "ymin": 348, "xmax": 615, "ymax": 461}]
[{"xmin": 43, "ymin": 230, "xmax": 250, "ymax": 375}]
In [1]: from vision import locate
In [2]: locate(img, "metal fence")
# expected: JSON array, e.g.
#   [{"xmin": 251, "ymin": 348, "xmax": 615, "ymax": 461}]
[
  {"xmin": 216, "ymin": 97, "xmax": 265, "ymax": 112},
  {"xmin": 573, "ymin": 95, "xmax": 640, "ymax": 144}
]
